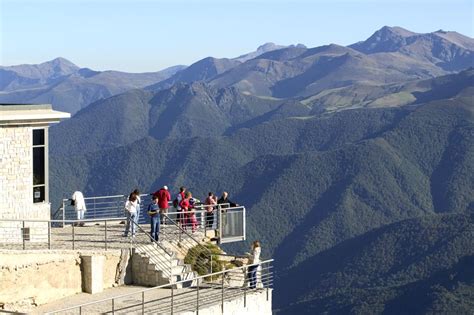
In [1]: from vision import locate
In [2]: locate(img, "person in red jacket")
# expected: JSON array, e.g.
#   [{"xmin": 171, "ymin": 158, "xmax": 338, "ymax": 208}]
[{"xmin": 153, "ymin": 185, "xmax": 171, "ymax": 225}]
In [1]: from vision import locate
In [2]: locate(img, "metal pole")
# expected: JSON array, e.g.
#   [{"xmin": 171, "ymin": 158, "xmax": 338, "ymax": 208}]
[
  {"xmin": 221, "ymin": 272, "xmax": 225, "ymax": 313},
  {"xmin": 72, "ymin": 224, "xmax": 75, "ymax": 250},
  {"xmin": 210, "ymin": 254, "xmax": 213, "ymax": 275},
  {"xmin": 218, "ymin": 205, "xmax": 222, "ymax": 245},
  {"xmin": 79, "ymin": 306, "xmax": 82, "ymax": 315},
  {"xmin": 242, "ymin": 207, "xmax": 246, "ymax": 241},
  {"xmin": 171, "ymin": 286, "xmax": 174, "ymax": 315},
  {"xmin": 142, "ymin": 291, "xmax": 145, "ymax": 314},
  {"xmin": 169, "ymin": 256, "xmax": 172, "ymax": 284},
  {"xmin": 196, "ymin": 281, "xmax": 200, "ymax": 314},
  {"xmin": 48, "ymin": 221, "xmax": 51, "ymax": 250},
  {"xmin": 105, "ymin": 220, "xmax": 108, "ymax": 251},
  {"xmin": 244, "ymin": 287, "xmax": 247, "ymax": 307},
  {"xmin": 204, "ymin": 209, "xmax": 207, "ymax": 236},
  {"xmin": 62, "ymin": 200, "xmax": 65, "ymax": 227},
  {"xmin": 112, "ymin": 298, "xmax": 115, "ymax": 314},
  {"xmin": 22, "ymin": 220, "xmax": 25, "ymax": 250}
]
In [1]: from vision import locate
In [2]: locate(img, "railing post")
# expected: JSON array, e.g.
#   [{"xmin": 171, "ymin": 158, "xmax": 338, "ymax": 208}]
[
  {"xmin": 142, "ymin": 291, "xmax": 145, "ymax": 314},
  {"xmin": 48, "ymin": 221, "xmax": 51, "ymax": 250},
  {"xmin": 104, "ymin": 220, "xmax": 108, "ymax": 251},
  {"xmin": 218, "ymin": 205, "xmax": 222, "ymax": 244},
  {"xmin": 22, "ymin": 220, "xmax": 25, "ymax": 250},
  {"xmin": 196, "ymin": 281, "xmax": 200, "ymax": 314},
  {"xmin": 171, "ymin": 286, "xmax": 174, "ymax": 315},
  {"xmin": 93, "ymin": 198, "xmax": 96, "ymax": 219},
  {"xmin": 210, "ymin": 254, "xmax": 213, "ymax": 275},
  {"xmin": 72, "ymin": 224, "xmax": 75, "ymax": 250},
  {"xmin": 221, "ymin": 272, "xmax": 225, "ymax": 313},
  {"xmin": 62, "ymin": 199, "xmax": 66, "ymax": 227},
  {"xmin": 112, "ymin": 298, "xmax": 115, "ymax": 314},
  {"xmin": 170, "ymin": 255, "xmax": 173, "ymax": 284},
  {"xmin": 244, "ymin": 286, "xmax": 247, "ymax": 307},
  {"xmin": 242, "ymin": 206, "xmax": 246, "ymax": 241}
]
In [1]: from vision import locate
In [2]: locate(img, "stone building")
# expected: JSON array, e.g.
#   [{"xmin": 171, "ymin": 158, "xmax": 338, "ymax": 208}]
[{"xmin": 0, "ymin": 104, "xmax": 70, "ymax": 241}]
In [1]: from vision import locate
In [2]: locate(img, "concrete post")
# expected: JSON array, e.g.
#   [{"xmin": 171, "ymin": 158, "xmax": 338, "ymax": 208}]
[{"xmin": 82, "ymin": 255, "xmax": 105, "ymax": 294}]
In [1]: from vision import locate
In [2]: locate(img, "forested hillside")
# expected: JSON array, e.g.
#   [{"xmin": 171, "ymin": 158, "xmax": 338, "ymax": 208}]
[{"xmin": 45, "ymin": 27, "xmax": 474, "ymax": 314}]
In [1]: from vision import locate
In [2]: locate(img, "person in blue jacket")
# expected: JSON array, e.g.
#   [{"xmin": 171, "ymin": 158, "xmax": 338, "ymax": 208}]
[{"xmin": 148, "ymin": 195, "xmax": 160, "ymax": 242}]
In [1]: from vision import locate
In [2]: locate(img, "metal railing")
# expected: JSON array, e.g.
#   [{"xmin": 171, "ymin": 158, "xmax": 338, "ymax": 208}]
[
  {"xmin": 128, "ymin": 219, "xmax": 175, "ymax": 281},
  {"xmin": 0, "ymin": 217, "xmax": 183, "ymax": 284},
  {"xmin": 162, "ymin": 213, "xmax": 214, "ymax": 277},
  {"xmin": 47, "ymin": 259, "xmax": 274, "ymax": 314},
  {"xmin": 0, "ymin": 218, "xmax": 127, "ymax": 251},
  {"xmin": 56, "ymin": 193, "xmax": 246, "ymax": 243},
  {"xmin": 58, "ymin": 194, "xmax": 127, "ymax": 225},
  {"xmin": 218, "ymin": 206, "xmax": 246, "ymax": 244}
]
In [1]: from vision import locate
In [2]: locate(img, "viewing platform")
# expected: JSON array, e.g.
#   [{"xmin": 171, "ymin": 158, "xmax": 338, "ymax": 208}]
[{"xmin": 0, "ymin": 194, "xmax": 273, "ymax": 314}]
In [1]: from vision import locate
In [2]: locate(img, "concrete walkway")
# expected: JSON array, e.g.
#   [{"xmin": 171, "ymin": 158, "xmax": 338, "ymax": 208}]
[{"xmin": 33, "ymin": 284, "xmax": 269, "ymax": 314}]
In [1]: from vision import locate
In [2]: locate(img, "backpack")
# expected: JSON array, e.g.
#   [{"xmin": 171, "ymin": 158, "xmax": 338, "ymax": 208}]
[{"xmin": 172, "ymin": 197, "xmax": 179, "ymax": 208}]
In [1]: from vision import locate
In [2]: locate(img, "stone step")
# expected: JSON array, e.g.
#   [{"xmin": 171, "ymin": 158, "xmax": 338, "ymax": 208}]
[{"xmin": 171, "ymin": 270, "xmax": 199, "ymax": 289}]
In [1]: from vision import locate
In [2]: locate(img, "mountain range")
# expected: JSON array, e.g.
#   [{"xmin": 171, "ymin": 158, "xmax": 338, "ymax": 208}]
[
  {"xmin": 0, "ymin": 42, "xmax": 286, "ymax": 115},
  {"xmin": 4, "ymin": 26, "xmax": 474, "ymax": 314}
]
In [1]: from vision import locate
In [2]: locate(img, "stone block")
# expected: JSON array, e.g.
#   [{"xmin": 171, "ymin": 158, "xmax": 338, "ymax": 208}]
[{"xmin": 81, "ymin": 255, "xmax": 105, "ymax": 294}]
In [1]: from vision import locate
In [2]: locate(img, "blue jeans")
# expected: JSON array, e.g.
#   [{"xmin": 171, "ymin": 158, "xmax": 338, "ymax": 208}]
[
  {"xmin": 124, "ymin": 212, "xmax": 137, "ymax": 236},
  {"xmin": 150, "ymin": 215, "xmax": 160, "ymax": 241},
  {"xmin": 248, "ymin": 265, "xmax": 258, "ymax": 289}
]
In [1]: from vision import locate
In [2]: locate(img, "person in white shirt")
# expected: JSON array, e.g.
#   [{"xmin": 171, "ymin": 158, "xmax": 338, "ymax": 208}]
[
  {"xmin": 247, "ymin": 240, "xmax": 261, "ymax": 289},
  {"xmin": 71, "ymin": 191, "xmax": 87, "ymax": 226},
  {"xmin": 123, "ymin": 194, "xmax": 139, "ymax": 237}
]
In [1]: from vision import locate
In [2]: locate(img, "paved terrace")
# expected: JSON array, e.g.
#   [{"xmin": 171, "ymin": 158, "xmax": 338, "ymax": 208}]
[
  {"xmin": 0, "ymin": 221, "xmax": 207, "ymax": 252},
  {"xmin": 33, "ymin": 284, "xmax": 271, "ymax": 314}
]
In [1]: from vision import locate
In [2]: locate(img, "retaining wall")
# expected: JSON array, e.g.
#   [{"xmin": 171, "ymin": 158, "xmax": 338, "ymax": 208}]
[{"xmin": 0, "ymin": 250, "xmax": 123, "ymax": 311}]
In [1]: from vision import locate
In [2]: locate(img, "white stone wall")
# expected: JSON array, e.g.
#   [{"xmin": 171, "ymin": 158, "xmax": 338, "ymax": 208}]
[
  {"xmin": 0, "ymin": 125, "xmax": 51, "ymax": 242},
  {"xmin": 0, "ymin": 250, "xmax": 122, "ymax": 311}
]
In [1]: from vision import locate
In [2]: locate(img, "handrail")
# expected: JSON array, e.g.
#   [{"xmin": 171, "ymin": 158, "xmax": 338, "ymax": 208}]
[
  {"xmin": 163, "ymin": 214, "xmax": 207, "ymax": 247},
  {"xmin": 47, "ymin": 259, "xmax": 274, "ymax": 314},
  {"xmin": 0, "ymin": 217, "xmax": 128, "ymax": 251},
  {"xmin": 128, "ymin": 218, "xmax": 175, "ymax": 282},
  {"xmin": 162, "ymin": 213, "xmax": 214, "ymax": 275},
  {"xmin": 62, "ymin": 194, "xmax": 125, "ymax": 202},
  {"xmin": 0, "ymin": 217, "xmax": 126, "ymax": 223},
  {"xmin": 130, "ymin": 218, "xmax": 174, "ymax": 258}
]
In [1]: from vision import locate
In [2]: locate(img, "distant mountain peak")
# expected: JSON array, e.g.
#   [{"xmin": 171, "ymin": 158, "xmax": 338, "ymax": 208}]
[
  {"xmin": 377, "ymin": 25, "xmax": 417, "ymax": 37},
  {"xmin": 234, "ymin": 42, "xmax": 287, "ymax": 62},
  {"xmin": 44, "ymin": 57, "xmax": 80, "ymax": 71},
  {"xmin": 256, "ymin": 42, "xmax": 280, "ymax": 51}
]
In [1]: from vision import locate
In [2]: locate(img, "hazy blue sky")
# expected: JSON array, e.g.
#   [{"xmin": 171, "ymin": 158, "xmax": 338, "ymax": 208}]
[{"xmin": 1, "ymin": 0, "xmax": 473, "ymax": 72}]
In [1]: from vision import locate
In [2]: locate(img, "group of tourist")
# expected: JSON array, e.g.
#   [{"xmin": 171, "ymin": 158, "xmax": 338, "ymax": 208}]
[
  {"xmin": 71, "ymin": 188, "xmax": 261, "ymax": 289},
  {"xmin": 121, "ymin": 186, "xmax": 239, "ymax": 241}
]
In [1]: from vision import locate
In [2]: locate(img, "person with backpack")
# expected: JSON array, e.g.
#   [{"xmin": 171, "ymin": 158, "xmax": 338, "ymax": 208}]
[
  {"xmin": 173, "ymin": 186, "xmax": 186, "ymax": 227},
  {"xmin": 123, "ymin": 193, "xmax": 139, "ymax": 237},
  {"xmin": 71, "ymin": 191, "xmax": 87, "ymax": 226},
  {"xmin": 147, "ymin": 195, "xmax": 160, "ymax": 242},
  {"xmin": 153, "ymin": 185, "xmax": 171, "ymax": 225}
]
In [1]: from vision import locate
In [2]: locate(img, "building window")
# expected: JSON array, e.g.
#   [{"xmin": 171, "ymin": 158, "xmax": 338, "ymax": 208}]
[{"xmin": 33, "ymin": 129, "xmax": 46, "ymax": 203}]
